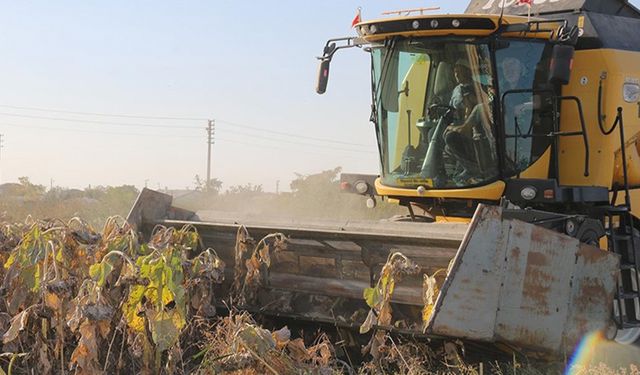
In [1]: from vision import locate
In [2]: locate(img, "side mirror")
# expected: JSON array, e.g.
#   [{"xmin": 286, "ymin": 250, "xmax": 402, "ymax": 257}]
[
  {"xmin": 549, "ymin": 44, "xmax": 575, "ymax": 85},
  {"xmin": 316, "ymin": 59, "xmax": 331, "ymax": 95}
]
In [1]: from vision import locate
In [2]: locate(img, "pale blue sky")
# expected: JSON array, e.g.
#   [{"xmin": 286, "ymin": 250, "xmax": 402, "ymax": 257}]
[{"xmin": 0, "ymin": 1, "xmax": 637, "ymax": 191}]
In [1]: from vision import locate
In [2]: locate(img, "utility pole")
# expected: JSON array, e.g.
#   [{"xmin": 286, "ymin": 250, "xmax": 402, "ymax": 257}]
[{"xmin": 206, "ymin": 120, "xmax": 215, "ymax": 191}]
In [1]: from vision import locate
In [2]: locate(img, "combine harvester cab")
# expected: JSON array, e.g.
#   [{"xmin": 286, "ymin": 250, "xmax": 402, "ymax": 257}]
[{"xmin": 127, "ymin": 188, "xmax": 620, "ymax": 355}]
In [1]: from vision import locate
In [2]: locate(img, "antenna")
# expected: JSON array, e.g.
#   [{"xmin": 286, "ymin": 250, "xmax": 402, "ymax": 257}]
[{"xmin": 382, "ymin": 7, "xmax": 440, "ymax": 16}]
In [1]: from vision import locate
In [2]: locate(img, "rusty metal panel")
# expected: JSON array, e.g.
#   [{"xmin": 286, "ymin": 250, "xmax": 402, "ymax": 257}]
[
  {"xmin": 428, "ymin": 204, "xmax": 620, "ymax": 353},
  {"xmin": 427, "ymin": 205, "xmax": 509, "ymax": 340},
  {"xmin": 494, "ymin": 220, "xmax": 576, "ymax": 352},
  {"xmin": 563, "ymin": 244, "xmax": 619, "ymax": 349}
]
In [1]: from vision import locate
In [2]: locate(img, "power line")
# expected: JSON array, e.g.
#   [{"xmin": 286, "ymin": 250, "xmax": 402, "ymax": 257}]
[
  {"xmin": 216, "ymin": 119, "xmax": 371, "ymax": 147},
  {"xmin": 0, "ymin": 112, "xmax": 200, "ymax": 129},
  {"xmin": 0, "ymin": 122, "xmax": 201, "ymax": 138},
  {"xmin": 217, "ymin": 127, "xmax": 374, "ymax": 154},
  {"xmin": 0, "ymin": 104, "xmax": 372, "ymax": 148},
  {"xmin": 0, "ymin": 103, "xmax": 374, "ymax": 149},
  {"xmin": 0, "ymin": 122, "xmax": 375, "ymax": 156},
  {"xmin": 0, "ymin": 104, "xmax": 207, "ymax": 121},
  {"xmin": 215, "ymin": 137, "xmax": 373, "ymax": 160},
  {"xmin": 0, "ymin": 111, "xmax": 372, "ymax": 149}
]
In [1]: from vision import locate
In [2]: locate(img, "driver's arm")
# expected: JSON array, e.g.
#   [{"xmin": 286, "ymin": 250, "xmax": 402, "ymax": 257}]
[{"xmin": 445, "ymin": 105, "xmax": 479, "ymax": 136}]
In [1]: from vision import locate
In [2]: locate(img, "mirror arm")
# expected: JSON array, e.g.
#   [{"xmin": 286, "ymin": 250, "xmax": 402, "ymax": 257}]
[
  {"xmin": 316, "ymin": 36, "xmax": 368, "ymax": 95},
  {"xmin": 317, "ymin": 36, "xmax": 367, "ymax": 63}
]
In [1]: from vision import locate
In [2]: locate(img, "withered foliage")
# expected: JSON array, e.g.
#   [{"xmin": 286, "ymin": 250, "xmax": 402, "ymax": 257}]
[
  {"xmin": 196, "ymin": 311, "xmax": 341, "ymax": 375},
  {"xmin": 0, "ymin": 217, "xmax": 225, "ymax": 374},
  {"xmin": 233, "ymin": 228, "xmax": 287, "ymax": 306},
  {"xmin": 360, "ymin": 252, "xmax": 421, "ymax": 361}
]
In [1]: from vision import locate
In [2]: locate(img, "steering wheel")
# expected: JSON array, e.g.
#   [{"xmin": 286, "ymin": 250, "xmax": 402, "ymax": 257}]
[{"xmin": 428, "ymin": 104, "xmax": 455, "ymax": 121}]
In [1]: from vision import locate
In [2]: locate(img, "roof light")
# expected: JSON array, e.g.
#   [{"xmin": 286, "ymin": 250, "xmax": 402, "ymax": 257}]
[
  {"xmin": 430, "ymin": 20, "xmax": 439, "ymax": 28},
  {"xmin": 369, "ymin": 24, "xmax": 378, "ymax": 33},
  {"xmin": 412, "ymin": 20, "xmax": 420, "ymax": 29},
  {"xmin": 452, "ymin": 19, "xmax": 461, "ymax": 28}
]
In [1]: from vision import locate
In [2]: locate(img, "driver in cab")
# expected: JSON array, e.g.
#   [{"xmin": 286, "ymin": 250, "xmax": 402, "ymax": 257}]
[
  {"xmin": 443, "ymin": 59, "xmax": 498, "ymax": 184},
  {"xmin": 443, "ymin": 84, "xmax": 485, "ymax": 183}
]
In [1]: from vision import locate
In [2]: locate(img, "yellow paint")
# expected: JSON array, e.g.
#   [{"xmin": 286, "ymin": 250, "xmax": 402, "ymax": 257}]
[
  {"xmin": 519, "ymin": 147, "xmax": 551, "ymax": 179},
  {"xmin": 557, "ymin": 49, "xmax": 640, "ymax": 217},
  {"xmin": 613, "ymin": 134, "xmax": 640, "ymax": 187},
  {"xmin": 375, "ymin": 178, "xmax": 505, "ymax": 200},
  {"xmin": 558, "ymin": 50, "xmax": 640, "ymax": 188},
  {"xmin": 435, "ymin": 216, "xmax": 471, "ymax": 223},
  {"xmin": 392, "ymin": 54, "xmax": 430, "ymax": 171}
]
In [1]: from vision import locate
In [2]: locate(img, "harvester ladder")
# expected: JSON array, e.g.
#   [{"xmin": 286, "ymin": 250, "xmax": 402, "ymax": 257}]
[
  {"xmin": 606, "ymin": 205, "xmax": 640, "ymax": 329},
  {"xmin": 607, "ymin": 106, "xmax": 640, "ymax": 329}
]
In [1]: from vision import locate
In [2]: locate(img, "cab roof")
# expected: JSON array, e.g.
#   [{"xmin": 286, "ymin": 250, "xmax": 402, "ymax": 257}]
[
  {"xmin": 354, "ymin": 14, "xmax": 557, "ymax": 43},
  {"xmin": 466, "ymin": 0, "xmax": 640, "ymax": 19}
]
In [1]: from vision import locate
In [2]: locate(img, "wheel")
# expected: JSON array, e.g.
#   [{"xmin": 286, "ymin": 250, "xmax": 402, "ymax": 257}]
[{"xmin": 614, "ymin": 327, "xmax": 640, "ymax": 345}]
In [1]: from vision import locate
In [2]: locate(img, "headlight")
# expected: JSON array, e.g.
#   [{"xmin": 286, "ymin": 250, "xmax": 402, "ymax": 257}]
[
  {"xmin": 623, "ymin": 83, "xmax": 640, "ymax": 103},
  {"xmin": 366, "ymin": 197, "xmax": 377, "ymax": 209},
  {"xmin": 354, "ymin": 181, "xmax": 369, "ymax": 194},
  {"xmin": 521, "ymin": 186, "xmax": 537, "ymax": 201}
]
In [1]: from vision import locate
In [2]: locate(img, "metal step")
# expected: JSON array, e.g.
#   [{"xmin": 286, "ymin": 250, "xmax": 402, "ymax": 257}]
[
  {"xmin": 620, "ymin": 263, "xmax": 638, "ymax": 270},
  {"xmin": 616, "ymin": 292, "xmax": 640, "ymax": 300}
]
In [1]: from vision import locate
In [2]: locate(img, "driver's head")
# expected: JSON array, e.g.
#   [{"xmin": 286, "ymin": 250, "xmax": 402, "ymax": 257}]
[{"xmin": 454, "ymin": 59, "xmax": 472, "ymax": 84}]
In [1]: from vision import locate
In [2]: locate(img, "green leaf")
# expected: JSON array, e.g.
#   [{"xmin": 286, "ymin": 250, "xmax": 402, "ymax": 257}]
[
  {"xmin": 89, "ymin": 260, "xmax": 114, "ymax": 288},
  {"xmin": 363, "ymin": 287, "xmax": 379, "ymax": 308},
  {"xmin": 123, "ymin": 285, "xmax": 146, "ymax": 332},
  {"xmin": 4, "ymin": 252, "xmax": 16, "ymax": 269},
  {"xmin": 24, "ymin": 264, "xmax": 40, "ymax": 292}
]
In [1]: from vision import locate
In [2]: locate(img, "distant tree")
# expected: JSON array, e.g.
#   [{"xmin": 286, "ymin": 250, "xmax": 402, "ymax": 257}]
[
  {"xmin": 17, "ymin": 176, "xmax": 46, "ymax": 200},
  {"xmin": 226, "ymin": 183, "xmax": 264, "ymax": 195},
  {"xmin": 194, "ymin": 175, "xmax": 223, "ymax": 194},
  {"xmin": 290, "ymin": 167, "xmax": 342, "ymax": 196}
]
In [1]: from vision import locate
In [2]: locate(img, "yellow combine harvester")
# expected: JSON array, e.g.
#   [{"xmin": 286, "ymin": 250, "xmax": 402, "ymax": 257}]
[{"xmin": 128, "ymin": 0, "xmax": 640, "ymax": 355}]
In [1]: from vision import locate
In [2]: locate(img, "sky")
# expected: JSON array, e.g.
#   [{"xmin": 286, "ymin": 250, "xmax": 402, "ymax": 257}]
[{"xmin": 0, "ymin": 0, "xmax": 638, "ymax": 192}]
